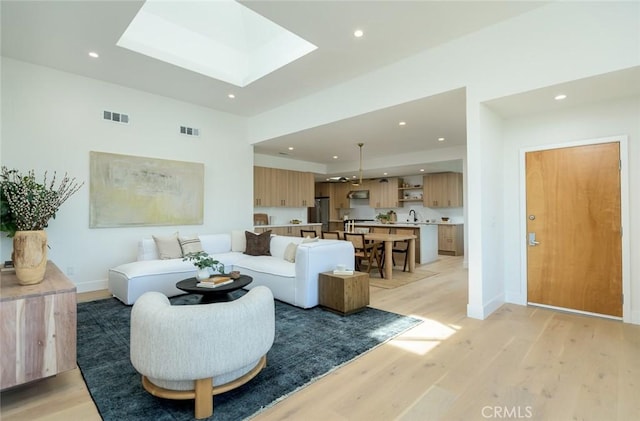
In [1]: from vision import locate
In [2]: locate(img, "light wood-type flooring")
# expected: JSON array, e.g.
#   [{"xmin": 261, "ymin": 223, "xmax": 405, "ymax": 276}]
[{"xmin": 1, "ymin": 256, "xmax": 639, "ymax": 420}]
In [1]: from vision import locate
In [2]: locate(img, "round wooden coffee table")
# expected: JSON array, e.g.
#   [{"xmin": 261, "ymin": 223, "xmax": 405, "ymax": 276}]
[{"xmin": 176, "ymin": 275, "xmax": 252, "ymax": 303}]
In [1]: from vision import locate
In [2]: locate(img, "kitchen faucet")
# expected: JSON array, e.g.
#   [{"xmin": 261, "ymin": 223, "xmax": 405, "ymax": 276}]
[{"xmin": 408, "ymin": 209, "xmax": 418, "ymax": 222}]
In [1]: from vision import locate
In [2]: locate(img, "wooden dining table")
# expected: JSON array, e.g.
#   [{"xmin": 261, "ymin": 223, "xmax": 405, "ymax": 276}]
[{"xmin": 340, "ymin": 231, "xmax": 417, "ymax": 280}]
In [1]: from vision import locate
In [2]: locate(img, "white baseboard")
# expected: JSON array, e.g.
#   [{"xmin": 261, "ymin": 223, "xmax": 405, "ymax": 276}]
[
  {"xmin": 505, "ymin": 291, "xmax": 526, "ymax": 306},
  {"xmin": 467, "ymin": 293, "xmax": 504, "ymax": 320},
  {"xmin": 75, "ymin": 279, "xmax": 108, "ymax": 293},
  {"xmin": 483, "ymin": 293, "xmax": 504, "ymax": 318}
]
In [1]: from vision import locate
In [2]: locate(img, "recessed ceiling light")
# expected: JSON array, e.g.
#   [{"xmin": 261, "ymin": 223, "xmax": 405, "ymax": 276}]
[
  {"xmin": 88, "ymin": 51, "xmax": 99, "ymax": 58},
  {"xmin": 438, "ymin": 137, "xmax": 445, "ymax": 142},
  {"xmin": 554, "ymin": 94, "xmax": 567, "ymax": 100},
  {"xmin": 354, "ymin": 29, "xmax": 364, "ymax": 38},
  {"xmin": 228, "ymin": 93, "xmax": 235, "ymax": 99},
  {"xmin": 352, "ymin": 175, "xmax": 357, "ymax": 179},
  {"xmin": 420, "ymin": 169, "xmax": 425, "ymax": 172},
  {"xmin": 383, "ymin": 172, "xmax": 388, "ymax": 176},
  {"xmin": 399, "ymin": 121, "xmax": 406, "ymax": 126},
  {"xmin": 333, "ymin": 155, "xmax": 338, "ymax": 159},
  {"xmin": 288, "ymin": 146, "xmax": 294, "ymax": 151}
]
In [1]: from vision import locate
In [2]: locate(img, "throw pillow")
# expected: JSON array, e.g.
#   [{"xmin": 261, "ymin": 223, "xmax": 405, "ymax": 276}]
[
  {"xmin": 152, "ymin": 233, "xmax": 182, "ymax": 260},
  {"xmin": 302, "ymin": 236, "xmax": 319, "ymax": 243},
  {"xmin": 179, "ymin": 235, "xmax": 203, "ymax": 255},
  {"xmin": 244, "ymin": 230, "xmax": 271, "ymax": 256},
  {"xmin": 283, "ymin": 242, "xmax": 298, "ymax": 263},
  {"xmin": 231, "ymin": 230, "xmax": 246, "ymax": 252}
]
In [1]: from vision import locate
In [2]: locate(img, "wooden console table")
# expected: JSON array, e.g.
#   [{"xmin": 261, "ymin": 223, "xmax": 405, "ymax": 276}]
[{"xmin": 0, "ymin": 261, "xmax": 77, "ymax": 390}]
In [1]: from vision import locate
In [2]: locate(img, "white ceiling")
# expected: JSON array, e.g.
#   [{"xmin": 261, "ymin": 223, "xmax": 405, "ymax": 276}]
[
  {"xmin": 0, "ymin": 1, "xmax": 544, "ymax": 115},
  {"xmin": 2, "ymin": 1, "xmax": 636, "ymax": 181}
]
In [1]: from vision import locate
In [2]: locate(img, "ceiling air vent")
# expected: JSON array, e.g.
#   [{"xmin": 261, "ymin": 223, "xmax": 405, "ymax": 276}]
[
  {"xmin": 103, "ymin": 110, "xmax": 129, "ymax": 124},
  {"xmin": 179, "ymin": 126, "xmax": 200, "ymax": 136}
]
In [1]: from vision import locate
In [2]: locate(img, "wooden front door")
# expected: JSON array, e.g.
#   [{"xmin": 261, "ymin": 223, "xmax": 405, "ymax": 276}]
[{"xmin": 526, "ymin": 142, "xmax": 622, "ymax": 317}]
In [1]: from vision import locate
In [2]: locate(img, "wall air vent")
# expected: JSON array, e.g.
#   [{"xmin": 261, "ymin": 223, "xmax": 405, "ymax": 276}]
[
  {"xmin": 103, "ymin": 110, "xmax": 129, "ymax": 124},
  {"xmin": 179, "ymin": 126, "xmax": 200, "ymax": 136}
]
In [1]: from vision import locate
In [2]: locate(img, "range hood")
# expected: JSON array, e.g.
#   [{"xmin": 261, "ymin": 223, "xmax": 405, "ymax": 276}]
[{"xmin": 347, "ymin": 190, "xmax": 369, "ymax": 199}]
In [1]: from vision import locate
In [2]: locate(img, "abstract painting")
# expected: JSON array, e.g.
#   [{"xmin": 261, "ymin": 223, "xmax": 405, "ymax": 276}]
[{"xmin": 89, "ymin": 152, "xmax": 204, "ymax": 227}]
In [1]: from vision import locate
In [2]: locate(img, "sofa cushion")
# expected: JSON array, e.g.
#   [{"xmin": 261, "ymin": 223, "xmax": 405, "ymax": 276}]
[
  {"xmin": 138, "ymin": 238, "xmax": 160, "ymax": 261},
  {"xmin": 207, "ymin": 252, "xmax": 245, "ymax": 270},
  {"xmin": 283, "ymin": 242, "xmax": 297, "ymax": 263},
  {"xmin": 234, "ymin": 255, "xmax": 295, "ymax": 278},
  {"xmin": 270, "ymin": 235, "xmax": 303, "ymax": 259},
  {"xmin": 199, "ymin": 234, "xmax": 232, "ymax": 254},
  {"xmin": 231, "ymin": 230, "xmax": 246, "ymax": 252},
  {"xmin": 244, "ymin": 231, "xmax": 271, "ymax": 256},
  {"xmin": 153, "ymin": 233, "xmax": 182, "ymax": 260},
  {"xmin": 282, "ymin": 236, "xmax": 318, "ymax": 263},
  {"xmin": 178, "ymin": 235, "xmax": 203, "ymax": 255},
  {"xmin": 111, "ymin": 259, "xmax": 195, "ymax": 278}
]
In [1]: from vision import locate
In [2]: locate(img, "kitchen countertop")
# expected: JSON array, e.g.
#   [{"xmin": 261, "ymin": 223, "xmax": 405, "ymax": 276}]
[{"xmin": 353, "ymin": 221, "xmax": 463, "ymax": 227}]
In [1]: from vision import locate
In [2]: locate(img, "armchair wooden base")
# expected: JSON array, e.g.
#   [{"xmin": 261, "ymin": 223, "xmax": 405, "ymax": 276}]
[{"xmin": 141, "ymin": 355, "xmax": 267, "ymax": 419}]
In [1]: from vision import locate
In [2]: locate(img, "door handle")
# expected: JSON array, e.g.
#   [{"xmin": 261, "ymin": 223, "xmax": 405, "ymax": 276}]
[{"xmin": 528, "ymin": 232, "xmax": 540, "ymax": 246}]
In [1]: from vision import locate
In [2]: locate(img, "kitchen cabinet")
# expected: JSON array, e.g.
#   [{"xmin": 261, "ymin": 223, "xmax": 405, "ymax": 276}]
[
  {"xmin": 332, "ymin": 182, "xmax": 351, "ymax": 210},
  {"xmin": 438, "ymin": 224, "xmax": 464, "ymax": 256},
  {"xmin": 315, "ymin": 182, "xmax": 332, "ymax": 198},
  {"xmin": 254, "ymin": 166, "xmax": 314, "ymax": 207},
  {"xmin": 329, "ymin": 221, "xmax": 344, "ymax": 231},
  {"xmin": 254, "ymin": 224, "xmax": 320, "ymax": 237},
  {"xmin": 369, "ymin": 177, "xmax": 400, "ymax": 208},
  {"xmin": 423, "ymin": 172, "xmax": 463, "ymax": 208},
  {"xmin": 314, "ymin": 181, "xmax": 349, "ymax": 220},
  {"xmin": 254, "ymin": 166, "xmax": 277, "ymax": 206},
  {"xmin": 288, "ymin": 171, "xmax": 314, "ymax": 207}
]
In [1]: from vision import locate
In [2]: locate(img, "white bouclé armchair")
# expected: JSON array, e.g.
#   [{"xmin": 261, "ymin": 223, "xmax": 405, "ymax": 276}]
[{"xmin": 130, "ymin": 287, "xmax": 275, "ymax": 419}]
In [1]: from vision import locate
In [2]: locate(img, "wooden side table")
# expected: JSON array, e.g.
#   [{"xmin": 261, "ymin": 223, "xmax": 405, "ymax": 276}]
[
  {"xmin": 319, "ymin": 271, "xmax": 370, "ymax": 315},
  {"xmin": 0, "ymin": 261, "xmax": 77, "ymax": 390}
]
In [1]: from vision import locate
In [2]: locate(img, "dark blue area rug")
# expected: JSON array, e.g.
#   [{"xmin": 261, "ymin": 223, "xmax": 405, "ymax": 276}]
[{"xmin": 77, "ymin": 292, "xmax": 421, "ymax": 420}]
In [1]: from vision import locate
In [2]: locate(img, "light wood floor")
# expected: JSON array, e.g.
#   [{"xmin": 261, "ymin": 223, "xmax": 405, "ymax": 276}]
[{"xmin": 2, "ymin": 256, "xmax": 639, "ymax": 420}]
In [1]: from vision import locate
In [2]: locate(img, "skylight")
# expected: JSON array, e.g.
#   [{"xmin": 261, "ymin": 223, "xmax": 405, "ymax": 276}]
[{"xmin": 117, "ymin": 0, "xmax": 317, "ymax": 87}]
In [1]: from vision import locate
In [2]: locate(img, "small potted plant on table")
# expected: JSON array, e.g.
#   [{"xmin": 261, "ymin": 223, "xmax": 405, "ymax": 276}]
[
  {"xmin": 376, "ymin": 212, "xmax": 391, "ymax": 224},
  {"xmin": 183, "ymin": 251, "xmax": 225, "ymax": 280}
]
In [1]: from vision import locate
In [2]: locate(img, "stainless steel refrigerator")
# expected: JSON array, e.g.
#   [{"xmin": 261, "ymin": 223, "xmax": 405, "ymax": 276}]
[{"xmin": 309, "ymin": 197, "xmax": 330, "ymax": 232}]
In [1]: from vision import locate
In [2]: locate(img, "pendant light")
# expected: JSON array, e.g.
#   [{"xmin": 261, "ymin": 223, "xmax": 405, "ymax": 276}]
[{"xmin": 353, "ymin": 142, "xmax": 364, "ymax": 186}]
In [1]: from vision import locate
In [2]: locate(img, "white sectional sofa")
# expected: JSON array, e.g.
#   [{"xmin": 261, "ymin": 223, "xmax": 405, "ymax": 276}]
[{"xmin": 108, "ymin": 232, "xmax": 354, "ymax": 308}]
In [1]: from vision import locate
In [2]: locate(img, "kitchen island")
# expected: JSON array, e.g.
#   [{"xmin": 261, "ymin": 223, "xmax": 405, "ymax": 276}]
[{"xmin": 353, "ymin": 222, "xmax": 438, "ymax": 265}]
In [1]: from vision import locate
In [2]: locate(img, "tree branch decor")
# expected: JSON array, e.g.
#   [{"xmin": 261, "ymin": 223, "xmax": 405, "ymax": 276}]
[{"xmin": 0, "ymin": 166, "xmax": 84, "ymax": 237}]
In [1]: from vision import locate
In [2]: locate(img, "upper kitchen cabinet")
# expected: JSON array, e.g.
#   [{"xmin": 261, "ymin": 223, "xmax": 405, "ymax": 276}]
[
  {"xmin": 288, "ymin": 171, "xmax": 314, "ymax": 207},
  {"xmin": 254, "ymin": 166, "xmax": 277, "ymax": 206},
  {"xmin": 369, "ymin": 177, "xmax": 400, "ymax": 208},
  {"xmin": 423, "ymin": 172, "xmax": 463, "ymax": 208},
  {"xmin": 254, "ymin": 166, "xmax": 314, "ymax": 207},
  {"xmin": 315, "ymin": 182, "xmax": 332, "ymax": 198},
  {"xmin": 332, "ymin": 182, "xmax": 351, "ymax": 210}
]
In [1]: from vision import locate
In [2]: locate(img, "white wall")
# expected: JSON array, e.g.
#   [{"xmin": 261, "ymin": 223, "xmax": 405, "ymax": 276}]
[
  {"xmin": 501, "ymin": 95, "xmax": 640, "ymax": 323},
  {"xmin": 0, "ymin": 58, "xmax": 253, "ymax": 292}
]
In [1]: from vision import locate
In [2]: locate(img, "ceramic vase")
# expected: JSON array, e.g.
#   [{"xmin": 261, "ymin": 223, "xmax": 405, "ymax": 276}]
[
  {"xmin": 196, "ymin": 268, "xmax": 210, "ymax": 280},
  {"xmin": 13, "ymin": 230, "xmax": 48, "ymax": 285}
]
